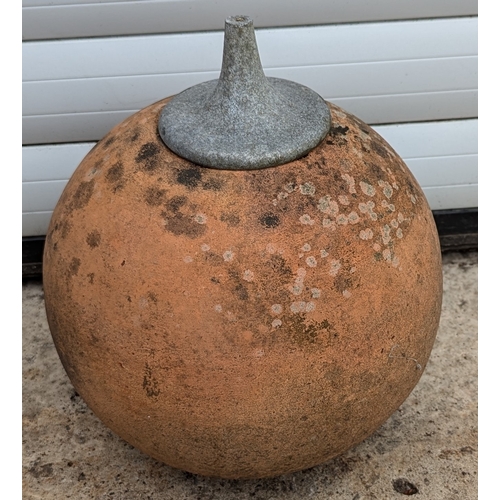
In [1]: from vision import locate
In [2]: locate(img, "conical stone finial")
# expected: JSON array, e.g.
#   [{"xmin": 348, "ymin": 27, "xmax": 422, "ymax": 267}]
[{"xmin": 158, "ymin": 15, "xmax": 331, "ymax": 170}]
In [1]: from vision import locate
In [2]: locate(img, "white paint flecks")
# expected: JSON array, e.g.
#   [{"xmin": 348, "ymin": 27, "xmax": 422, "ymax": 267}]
[
  {"xmin": 320, "ymin": 249, "xmax": 329, "ymax": 258},
  {"xmin": 272, "ymin": 319, "xmax": 282, "ymax": 328},
  {"xmin": 311, "ymin": 288, "xmax": 321, "ymax": 299},
  {"xmin": 302, "ymin": 243, "xmax": 312, "ymax": 252},
  {"xmin": 214, "ymin": 305, "xmax": 223, "ymax": 313},
  {"xmin": 201, "ymin": 244, "xmax": 210, "ymax": 252},
  {"xmin": 342, "ymin": 290, "xmax": 352, "ymax": 298},
  {"xmin": 183, "ymin": 256, "xmax": 193, "ymax": 263},
  {"xmin": 396, "ymin": 228, "xmax": 404, "ymax": 239}
]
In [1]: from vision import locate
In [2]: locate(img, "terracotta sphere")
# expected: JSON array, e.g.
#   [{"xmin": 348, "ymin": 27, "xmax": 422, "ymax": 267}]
[{"xmin": 43, "ymin": 98, "xmax": 442, "ymax": 479}]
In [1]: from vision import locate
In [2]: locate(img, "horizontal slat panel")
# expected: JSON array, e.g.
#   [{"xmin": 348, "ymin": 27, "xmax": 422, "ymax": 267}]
[
  {"xmin": 24, "ymin": 57, "xmax": 477, "ymax": 116},
  {"xmin": 23, "ymin": 180, "xmax": 68, "ymax": 213},
  {"xmin": 422, "ymin": 185, "xmax": 477, "ymax": 211},
  {"xmin": 23, "ymin": 18, "xmax": 478, "ymax": 81},
  {"xmin": 23, "ymin": 91, "xmax": 478, "ymax": 145},
  {"xmin": 22, "ymin": 119, "xmax": 478, "ymax": 235},
  {"xmin": 22, "ymin": 0, "xmax": 478, "ymax": 41},
  {"xmin": 22, "ymin": 212, "xmax": 53, "ymax": 238},
  {"xmin": 23, "ymin": 143, "xmax": 96, "ymax": 182},
  {"xmin": 375, "ymin": 119, "xmax": 478, "ymax": 158},
  {"xmin": 22, "ymin": 18, "xmax": 478, "ymax": 144}
]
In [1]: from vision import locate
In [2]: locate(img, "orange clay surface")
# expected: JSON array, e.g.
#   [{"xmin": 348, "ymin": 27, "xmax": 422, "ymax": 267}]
[{"xmin": 43, "ymin": 99, "xmax": 442, "ymax": 479}]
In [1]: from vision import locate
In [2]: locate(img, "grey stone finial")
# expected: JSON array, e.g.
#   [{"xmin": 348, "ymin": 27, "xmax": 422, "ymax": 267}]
[{"xmin": 158, "ymin": 15, "xmax": 331, "ymax": 170}]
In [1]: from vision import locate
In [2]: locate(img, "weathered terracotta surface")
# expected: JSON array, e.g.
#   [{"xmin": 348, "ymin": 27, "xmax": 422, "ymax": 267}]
[{"xmin": 43, "ymin": 99, "xmax": 442, "ymax": 479}]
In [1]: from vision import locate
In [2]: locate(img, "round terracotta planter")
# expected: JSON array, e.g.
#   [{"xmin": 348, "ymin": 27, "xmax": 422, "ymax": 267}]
[
  {"xmin": 43, "ymin": 98, "xmax": 442, "ymax": 478},
  {"xmin": 43, "ymin": 16, "xmax": 442, "ymax": 479}
]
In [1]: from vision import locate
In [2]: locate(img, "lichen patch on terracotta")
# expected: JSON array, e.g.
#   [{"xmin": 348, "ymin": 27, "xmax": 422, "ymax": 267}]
[
  {"xmin": 329, "ymin": 260, "xmax": 341, "ymax": 277},
  {"xmin": 359, "ymin": 229, "xmax": 374, "ymax": 240},
  {"xmin": 299, "ymin": 183, "xmax": 316, "ymax": 195},
  {"xmin": 243, "ymin": 270, "xmax": 255, "ymax": 282},
  {"xmin": 299, "ymin": 214, "xmax": 315, "ymax": 225},
  {"xmin": 360, "ymin": 181, "xmax": 376, "ymax": 197},
  {"xmin": 317, "ymin": 196, "xmax": 339, "ymax": 216},
  {"xmin": 305, "ymin": 256, "xmax": 317, "ymax": 268},
  {"xmin": 223, "ymin": 250, "xmax": 234, "ymax": 262}
]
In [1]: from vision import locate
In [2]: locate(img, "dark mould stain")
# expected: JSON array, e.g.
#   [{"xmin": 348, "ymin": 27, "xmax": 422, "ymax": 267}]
[
  {"xmin": 145, "ymin": 187, "xmax": 167, "ymax": 206},
  {"xmin": 235, "ymin": 283, "xmax": 249, "ymax": 301},
  {"xmin": 259, "ymin": 213, "xmax": 280, "ymax": 229},
  {"xmin": 210, "ymin": 277, "xmax": 220, "ymax": 284},
  {"xmin": 367, "ymin": 161, "xmax": 386, "ymax": 180},
  {"xmin": 266, "ymin": 254, "xmax": 293, "ymax": 279},
  {"xmin": 392, "ymin": 478, "xmax": 419, "ymax": 495},
  {"xmin": 129, "ymin": 128, "xmax": 141, "ymax": 142},
  {"xmin": 106, "ymin": 161, "xmax": 124, "ymax": 184},
  {"xmin": 86, "ymin": 230, "xmax": 101, "ymax": 248},
  {"xmin": 136, "ymin": 142, "xmax": 161, "ymax": 172},
  {"xmin": 163, "ymin": 212, "xmax": 206, "ymax": 239},
  {"xmin": 329, "ymin": 124, "xmax": 349, "ymax": 137},
  {"xmin": 286, "ymin": 316, "xmax": 332, "ymax": 346},
  {"xmin": 69, "ymin": 257, "xmax": 81, "ymax": 276},
  {"xmin": 372, "ymin": 140, "xmax": 390, "ymax": 159},
  {"xmin": 177, "ymin": 167, "xmax": 202, "ymax": 188},
  {"xmin": 334, "ymin": 272, "xmax": 357, "ymax": 294},
  {"xmin": 202, "ymin": 177, "xmax": 224, "ymax": 191},
  {"xmin": 71, "ymin": 179, "xmax": 95, "ymax": 210},
  {"xmin": 147, "ymin": 291, "xmax": 158, "ymax": 303},
  {"xmin": 143, "ymin": 363, "xmax": 160, "ymax": 398},
  {"xmin": 165, "ymin": 196, "xmax": 187, "ymax": 213},
  {"xmin": 103, "ymin": 136, "xmax": 116, "ymax": 149},
  {"xmin": 220, "ymin": 212, "xmax": 240, "ymax": 227},
  {"xmin": 204, "ymin": 252, "xmax": 224, "ymax": 266}
]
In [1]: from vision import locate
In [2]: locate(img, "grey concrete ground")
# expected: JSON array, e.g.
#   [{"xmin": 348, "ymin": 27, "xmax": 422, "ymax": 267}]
[{"xmin": 22, "ymin": 251, "xmax": 477, "ymax": 500}]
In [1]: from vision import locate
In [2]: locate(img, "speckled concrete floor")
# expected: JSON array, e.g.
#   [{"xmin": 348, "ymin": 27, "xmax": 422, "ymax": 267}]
[{"xmin": 22, "ymin": 251, "xmax": 477, "ymax": 500}]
